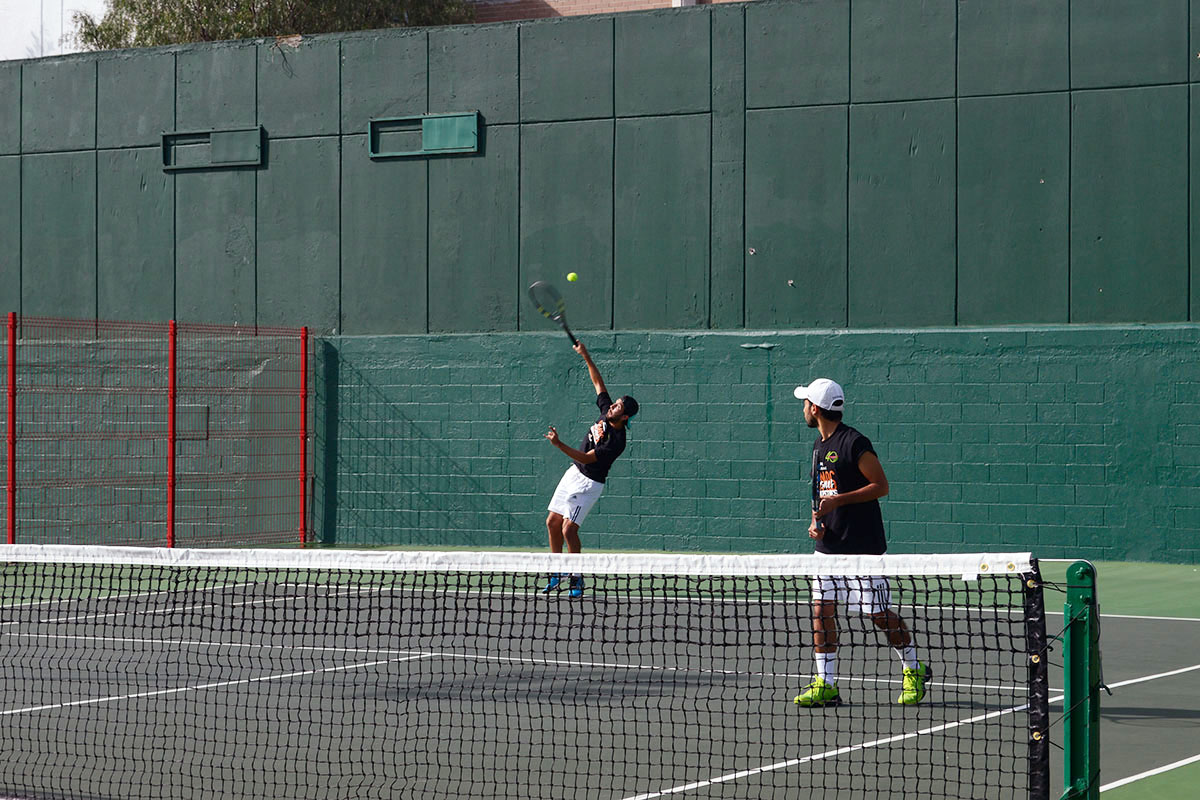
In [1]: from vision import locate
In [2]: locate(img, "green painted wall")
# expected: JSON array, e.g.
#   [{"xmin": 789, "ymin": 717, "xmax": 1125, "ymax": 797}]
[
  {"xmin": 318, "ymin": 327, "xmax": 1200, "ymax": 564},
  {"xmin": 2, "ymin": 2, "xmax": 1199, "ymax": 562},
  {"xmin": 1, "ymin": 0, "xmax": 1197, "ymax": 331}
]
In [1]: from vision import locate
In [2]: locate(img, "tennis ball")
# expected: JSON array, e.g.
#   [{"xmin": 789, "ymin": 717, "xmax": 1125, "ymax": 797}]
[{"xmin": 567, "ymin": 272, "xmax": 579, "ymax": 282}]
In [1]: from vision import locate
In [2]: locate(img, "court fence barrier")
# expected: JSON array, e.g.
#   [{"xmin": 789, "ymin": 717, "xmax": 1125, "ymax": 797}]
[{"xmin": 2, "ymin": 313, "xmax": 310, "ymax": 547}]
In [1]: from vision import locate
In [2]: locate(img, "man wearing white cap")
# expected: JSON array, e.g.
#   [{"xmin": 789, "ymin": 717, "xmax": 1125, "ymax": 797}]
[{"xmin": 791, "ymin": 378, "xmax": 929, "ymax": 707}]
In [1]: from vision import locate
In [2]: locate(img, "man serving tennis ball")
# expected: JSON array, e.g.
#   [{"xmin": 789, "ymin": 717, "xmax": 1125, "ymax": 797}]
[
  {"xmin": 792, "ymin": 378, "xmax": 929, "ymax": 707},
  {"xmin": 542, "ymin": 340, "xmax": 638, "ymax": 598}
]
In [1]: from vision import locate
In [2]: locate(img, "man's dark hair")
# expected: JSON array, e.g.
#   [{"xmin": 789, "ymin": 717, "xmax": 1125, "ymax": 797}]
[
  {"xmin": 621, "ymin": 395, "xmax": 639, "ymax": 418},
  {"xmin": 816, "ymin": 407, "xmax": 843, "ymax": 423}
]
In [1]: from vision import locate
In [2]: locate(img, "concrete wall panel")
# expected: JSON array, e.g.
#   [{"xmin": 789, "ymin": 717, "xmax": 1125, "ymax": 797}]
[
  {"xmin": 97, "ymin": 147, "xmax": 173, "ymax": 321},
  {"xmin": 21, "ymin": 151, "xmax": 96, "ymax": 317}
]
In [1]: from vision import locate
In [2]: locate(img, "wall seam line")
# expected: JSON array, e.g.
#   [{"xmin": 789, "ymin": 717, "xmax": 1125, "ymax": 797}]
[
  {"xmin": 953, "ymin": 0, "xmax": 960, "ymax": 327},
  {"xmin": 426, "ymin": 32, "xmax": 432, "ymax": 334},
  {"xmin": 337, "ymin": 40, "xmax": 344, "ymax": 334},
  {"xmin": 1067, "ymin": 0, "xmax": 1073, "ymax": 323},
  {"xmin": 845, "ymin": 1, "xmax": 852, "ymax": 329},
  {"xmin": 93, "ymin": 59, "xmax": 98, "ymax": 321}
]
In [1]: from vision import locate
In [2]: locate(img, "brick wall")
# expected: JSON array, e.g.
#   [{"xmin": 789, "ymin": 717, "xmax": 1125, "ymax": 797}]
[{"xmin": 317, "ymin": 325, "xmax": 1200, "ymax": 564}]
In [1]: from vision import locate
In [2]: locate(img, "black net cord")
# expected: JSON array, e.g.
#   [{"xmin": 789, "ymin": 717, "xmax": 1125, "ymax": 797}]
[{"xmin": 1025, "ymin": 560, "xmax": 1051, "ymax": 800}]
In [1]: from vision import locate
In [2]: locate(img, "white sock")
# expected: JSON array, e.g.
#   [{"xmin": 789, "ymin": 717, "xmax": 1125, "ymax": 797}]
[
  {"xmin": 895, "ymin": 645, "xmax": 919, "ymax": 671},
  {"xmin": 816, "ymin": 652, "xmax": 838, "ymax": 684}
]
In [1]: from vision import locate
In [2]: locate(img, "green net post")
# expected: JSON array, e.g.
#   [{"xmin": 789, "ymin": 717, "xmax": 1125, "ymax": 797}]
[{"xmin": 1060, "ymin": 561, "xmax": 1101, "ymax": 800}]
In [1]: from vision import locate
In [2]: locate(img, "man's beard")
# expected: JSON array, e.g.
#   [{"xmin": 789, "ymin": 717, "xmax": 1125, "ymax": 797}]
[{"xmin": 806, "ymin": 417, "xmax": 819, "ymax": 428}]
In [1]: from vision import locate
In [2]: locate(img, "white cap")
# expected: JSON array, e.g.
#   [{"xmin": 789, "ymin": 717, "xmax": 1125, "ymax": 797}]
[{"xmin": 793, "ymin": 378, "xmax": 845, "ymax": 412}]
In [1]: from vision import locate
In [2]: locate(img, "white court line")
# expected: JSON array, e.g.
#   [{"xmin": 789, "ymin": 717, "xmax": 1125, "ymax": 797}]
[
  {"xmin": 630, "ymin": 661, "xmax": 1200, "ymax": 799},
  {"xmin": 3, "ymin": 630, "xmax": 1040, "ymax": 695},
  {"xmin": 1100, "ymin": 753, "xmax": 1200, "ymax": 792},
  {"xmin": 1095, "ymin": 613, "xmax": 1200, "ymax": 623},
  {"xmin": 288, "ymin": 582, "xmax": 1005, "ymax": 609},
  {"xmin": 1061, "ymin": 664, "xmax": 1200, "ymax": 793},
  {"xmin": 40, "ymin": 594, "xmax": 300, "ymax": 624},
  {"xmin": 9, "ymin": 583, "xmax": 1197, "ymax": 625},
  {"xmin": 1101, "ymin": 662, "xmax": 1200, "ymax": 690},
  {"xmin": 0, "ymin": 581, "xmax": 258, "ymax": 611},
  {"xmin": 13, "ymin": 578, "xmax": 1194, "ymax": 623},
  {"xmin": 0, "ymin": 653, "xmax": 433, "ymax": 717},
  {"xmin": 5, "ymin": 631, "xmax": 427, "ymax": 658},
  {"xmin": 23, "ymin": 585, "xmax": 378, "ymax": 625},
  {"xmin": 622, "ymin": 701, "xmax": 1033, "ymax": 800},
  {"xmin": 250, "ymin": 583, "xmax": 1200, "ymax": 622}
]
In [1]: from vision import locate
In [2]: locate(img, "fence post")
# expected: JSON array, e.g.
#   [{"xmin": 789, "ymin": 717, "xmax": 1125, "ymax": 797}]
[
  {"xmin": 6, "ymin": 312, "xmax": 15, "ymax": 545},
  {"xmin": 1060, "ymin": 561, "xmax": 1101, "ymax": 800},
  {"xmin": 300, "ymin": 327, "xmax": 308, "ymax": 546},
  {"xmin": 167, "ymin": 320, "xmax": 177, "ymax": 548}
]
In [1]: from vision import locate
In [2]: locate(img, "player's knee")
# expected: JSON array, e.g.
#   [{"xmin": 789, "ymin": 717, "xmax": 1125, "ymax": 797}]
[{"xmin": 870, "ymin": 611, "xmax": 897, "ymax": 630}]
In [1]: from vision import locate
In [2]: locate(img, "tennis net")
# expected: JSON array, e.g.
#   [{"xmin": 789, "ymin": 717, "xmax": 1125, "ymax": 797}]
[{"xmin": 0, "ymin": 547, "xmax": 1049, "ymax": 799}]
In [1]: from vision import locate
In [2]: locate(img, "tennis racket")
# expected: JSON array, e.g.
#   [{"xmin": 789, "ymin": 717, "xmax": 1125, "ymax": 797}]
[
  {"xmin": 527, "ymin": 281, "xmax": 578, "ymax": 345},
  {"xmin": 811, "ymin": 447, "xmax": 825, "ymax": 538}
]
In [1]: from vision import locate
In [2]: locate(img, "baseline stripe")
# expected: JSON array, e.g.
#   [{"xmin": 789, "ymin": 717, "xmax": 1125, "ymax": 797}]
[
  {"xmin": 631, "ymin": 664, "xmax": 1200, "ymax": 798},
  {"xmin": 1102, "ymin": 662, "xmax": 1200, "ymax": 690},
  {"xmin": 621, "ymin": 702, "xmax": 1032, "ymax": 800},
  {"xmin": 0, "ymin": 654, "xmax": 432, "ymax": 716},
  {"xmin": 3, "ymin": 631, "xmax": 1035, "ymax": 693},
  {"xmin": 1100, "ymin": 753, "xmax": 1200, "ymax": 792}
]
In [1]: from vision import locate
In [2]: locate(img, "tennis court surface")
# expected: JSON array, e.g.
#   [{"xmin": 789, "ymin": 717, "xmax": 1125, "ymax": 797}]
[{"xmin": 0, "ymin": 547, "xmax": 1049, "ymax": 799}]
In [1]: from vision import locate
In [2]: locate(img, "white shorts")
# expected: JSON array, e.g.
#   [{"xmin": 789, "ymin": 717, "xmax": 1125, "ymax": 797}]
[
  {"xmin": 547, "ymin": 465, "xmax": 604, "ymax": 526},
  {"xmin": 812, "ymin": 572, "xmax": 892, "ymax": 615}
]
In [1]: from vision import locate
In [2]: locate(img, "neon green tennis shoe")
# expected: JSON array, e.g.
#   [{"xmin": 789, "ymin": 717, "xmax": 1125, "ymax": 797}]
[
  {"xmin": 793, "ymin": 677, "xmax": 841, "ymax": 707},
  {"xmin": 898, "ymin": 662, "xmax": 931, "ymax": 705}
]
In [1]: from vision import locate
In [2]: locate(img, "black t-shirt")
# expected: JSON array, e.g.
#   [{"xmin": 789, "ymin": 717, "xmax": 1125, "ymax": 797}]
[
  {"xmin": 810, "ymin": 424, "xmax": 887, "ymax": 555},
  {"xmin": 575, "ymin": 392, "xmax": 627, "ymax": 483}
]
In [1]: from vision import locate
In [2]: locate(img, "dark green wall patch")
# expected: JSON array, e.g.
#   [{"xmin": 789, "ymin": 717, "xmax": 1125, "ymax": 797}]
[
  {"xmin": 21, "ymin": 58, "xmax": 96, "ymax": 154},
  {"xmin": 368, "ymin": 112, "xmax": 480, "ymax": 158},
  {"xmin": 162, "ymin": 127, "xmax": 264, "ymax": 172},
  {"xmin": 0, "ymin": 63, "xmax": 18, "ymax": 155},
  {"xmin": 97, "ymin": 52, "xmax": 176, "ymax": 149},
  {"xmin": 958, "ymin": 93, "xmax": 1069, "ymax": 324},
  {"xmin": 957, "ymin": 0, "xmax": 1068, "ymax": 96}
]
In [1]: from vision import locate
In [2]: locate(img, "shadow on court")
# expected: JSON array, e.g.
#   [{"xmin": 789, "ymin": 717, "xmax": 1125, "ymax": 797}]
[{"xmin": 1047, "ymin": 611, "xmax": 1200, "ymax": 798}]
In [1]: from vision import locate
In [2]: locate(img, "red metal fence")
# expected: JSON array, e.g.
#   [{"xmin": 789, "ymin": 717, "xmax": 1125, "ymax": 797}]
[{"xmin": 1, "ymin": 314, "xmax": 309, "ymax": 547}]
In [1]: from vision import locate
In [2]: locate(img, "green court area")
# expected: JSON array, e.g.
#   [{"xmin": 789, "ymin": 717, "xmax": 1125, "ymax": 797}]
[
  {"xmin": 1036, "ymin": 560, "xmax": 1200, "ymax": 799},
  {"xmin": 1036, "ymin": 560, "xmax": 1200, "ymax": 618},
  {"xmin": 1102, "ymin": 758, "xmax": 1200, "ymax": 799}
]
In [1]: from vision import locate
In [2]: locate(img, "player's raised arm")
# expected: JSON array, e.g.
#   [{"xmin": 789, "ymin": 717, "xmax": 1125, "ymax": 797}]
[
  {"xmin": 544, "ymin": 426, "xmax": 598, "ymax": 465},
  {"xmin": 574, "ymin": 341, "xmax": 607, "ymax": 396}
]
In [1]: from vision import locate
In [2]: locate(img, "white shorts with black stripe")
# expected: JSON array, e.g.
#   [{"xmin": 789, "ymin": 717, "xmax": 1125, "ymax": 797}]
[
  {"xmin": 812, "ymin": 574, "xmax": 892, "ymax": 615},
  {"xmin": 547, "ymin": 465, "xmax": 605, "ymax": 526}
]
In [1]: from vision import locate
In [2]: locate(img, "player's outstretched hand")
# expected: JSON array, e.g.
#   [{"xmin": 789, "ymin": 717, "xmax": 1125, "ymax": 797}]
[
  {"xmin": 544, "ymin": 426, "xmax": 560, "ymax": 445},
  {"xmin": 573, "ymin": 341, "xmax": 588, "ymax": 358}
]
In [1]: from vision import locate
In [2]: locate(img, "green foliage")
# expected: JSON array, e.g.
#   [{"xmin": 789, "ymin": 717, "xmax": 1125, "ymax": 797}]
[{"xmin": 72, "ymin": 0, "xmax": 475, "ymax": 51}]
